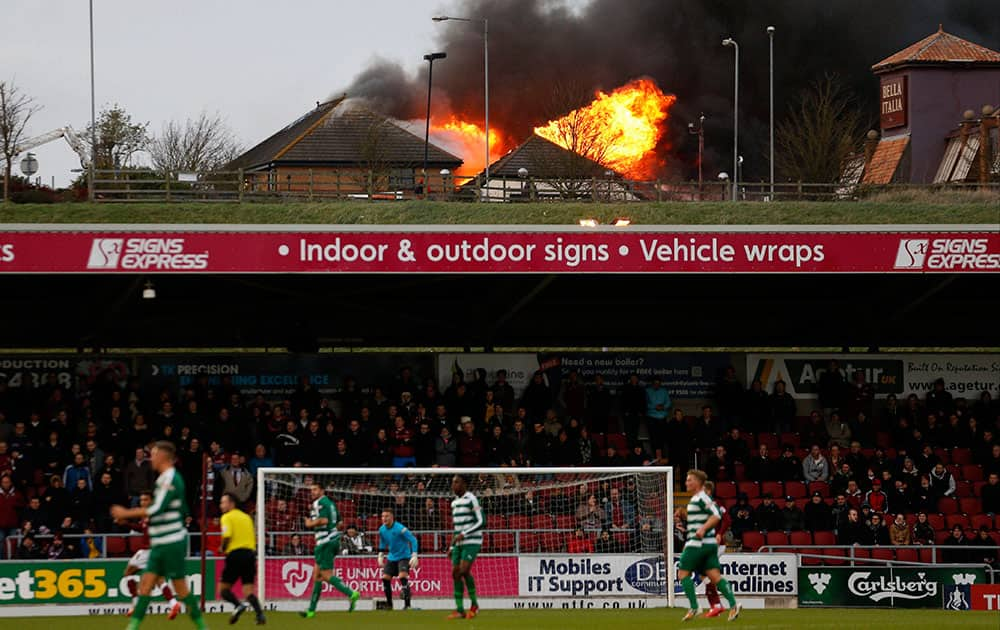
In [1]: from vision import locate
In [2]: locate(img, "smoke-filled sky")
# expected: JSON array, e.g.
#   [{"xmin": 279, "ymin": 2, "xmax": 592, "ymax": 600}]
[{"xmin": 4, "ymin": 0, "xmax": 998, "ymax": 185}]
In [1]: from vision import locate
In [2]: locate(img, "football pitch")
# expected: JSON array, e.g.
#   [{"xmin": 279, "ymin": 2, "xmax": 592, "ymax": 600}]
[{"xmin": 7, "ymin": 609, "xmax": 998, "ymax": 629}]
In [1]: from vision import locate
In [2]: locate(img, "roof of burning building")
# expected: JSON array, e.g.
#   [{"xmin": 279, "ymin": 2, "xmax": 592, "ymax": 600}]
[
  {"xmin": 469, "ymin": 134, "xmax": 624, "ymax": 181},
  {"xmin": 231, "ymin": 98, "xmax": 463, "ymax": 171},
  {"xmin": 873, "ymin": 26, "xmax": 1000, "ymax": 74}
]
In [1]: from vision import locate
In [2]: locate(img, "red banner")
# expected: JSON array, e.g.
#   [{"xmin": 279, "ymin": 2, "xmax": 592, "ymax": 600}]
[
  {"xmin": 0, "ymin": 227, "xmax": 997, "ymax": 273},
  {"xmin": 970, "ymin": 584, "xmax": 1000, "ymax": 611},
  {"xmin": 255, "ymin": 557, "xmax": 518, "ymax": 600}
]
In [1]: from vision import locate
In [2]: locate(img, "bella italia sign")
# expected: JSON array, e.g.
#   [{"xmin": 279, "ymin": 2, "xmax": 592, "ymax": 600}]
[{"xmin": 799, "ymin": 567, "xmax": 985, "ymax": 608}]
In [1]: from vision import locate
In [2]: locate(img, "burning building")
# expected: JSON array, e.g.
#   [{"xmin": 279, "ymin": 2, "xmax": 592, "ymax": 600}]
[
  {"xmin": 230, "ymin": 98, "xmax": 463, "ymax": 196},
  {"xmin": 858, "ymin": 26, "xmax": 1000, "ymax": 185}
]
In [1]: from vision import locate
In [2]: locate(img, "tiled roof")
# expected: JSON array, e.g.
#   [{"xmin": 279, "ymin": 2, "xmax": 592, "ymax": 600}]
[
  {"xmin": 873, "ymin": 26, "xmax": 1000, "ymax": 72},
  {"xmin": 472, "ymin": 134, "xmax": 620, "ymax": 180},
  {"xmin": 231, "ymin": 99, "xmax": 462, "ymax": 170},
  {"xmin": 862, "ymin": 135, "xmax": 910, "ymax": 185}
]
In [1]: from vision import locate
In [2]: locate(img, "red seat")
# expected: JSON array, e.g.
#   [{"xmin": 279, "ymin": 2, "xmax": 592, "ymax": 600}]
[
  {"xmin": 971, "ymin": 514, "xmax": 994, "ymax": 531},
  {"xmin": 765, "ymin": 531, "xmax": 789, "ymax": 547},
  {"xmin": 614, "ymin": 532, "xmax": 632, "ymax": 551},
  {"xmin": 785, "ymin": 481, "xmax": 808, "ymax": 499},
  {"xmin": 875, "ymin": 432, "xmax": 892, "ymax": 448},
  {"xmin": 790, "ymin": 531, "xmax": 812, "ymax": 546},
  {"xmin": 946, "ymin": 514, "xmax": 971, "ymax": 529},
  {"xmin": 762, "ymin": 481, "xmax": 784, "ymax": 498},
  {"xmin": 809, "ymin": 481, "xmax": 830, "ymax": 497},
  {"xmin": 509, "ymin": 514, "xmax": 531, "ymax": 530},
  {"xmin": 487, "ymin": 514, "xmax": 508, "ymax": 529},
  {"xmin": 540, "ymin": 532, "xmax": 563, "ymax": 553},
  {"xmin": 417, "ymin": 533, "xmax": 436, "ymax": 553},
  {"xmin": 919, "ymin": 548, "xmax": 936, "ymax": 563},
  {"xmin": 532, "ymin": 514, "xmax": 553, "ymax": 529},
  {"xmin": 973, "ymin": 481, "xmax": 987, "ymax": 496},
  {"xmin": 519, "ymin": 532, "xmax": 540, "ymax": 553},
  {"xmin": 956, "ymin": 482, "xmax": 974, "ymax": 498},
  {"xmin": 737, "ymin": 481, "xmax": 760, "ymax": 498},
  {"xmin": 364, "ymin": 516, "xmax": 381, "ymax": 531},
  {"xmin": 938, "ymin": 498, "xmax": 959, "ymax": 514},
  {"xmin": 934, "ymin": 531, "xmax": 951, "ymax": 544},
  {"xmin": 813, "ymin": 531, "xmax": 836, "ymax": 546},
  {"xmin": 959, "ymin": 498, "xmax": 980, "ymax": 514},
  {"xmin": 733, "ymin": 463, "xmax": 746, "ymax": 482},
  {"xmin": 338, "ymin": 501, "xmax": 356, "ymax": 523},
  {"xmin": 106, "ymin": 536, "xmax": 128, "ymax": 557},
  {"xmin": 715, "ymin": 482, "xmax": 737, "ymax": 500},
  {"xmin": 927, "ymin": 514, "xmax": 945, "ymax": 530},
  {"xmin": 872, "ymin": 548, "xmax": 895, "ymax": 562},
  {"xmin": 128, "ymin": 536, "xmax": 145, "ymax": 554},
  {"xmin": 742, "ymin": 531, "xmax": 765, "ymax": 552},
  {"xmin": 933, "ymin": 448, "xmax": 950, "ymax": 465},
  {"xmin": 962, "ymin": 465, "xmax": 984, "ymax": 482},
  {"xmin": 824, "ymin": 548, "xmax": 846, "ymax": 565},
  {"xmin": 757, "ymin": 434, "xmax": 779, "ymax": 451},
  {"xmin": 490, "ymin": 532, "xmax": 515, "ymax": 553},
  {"xmin": 852, "ymin": 548, "xmax": 873, "ymax": 564},
  {"xmin": 555, "ymin": 515, "xmax": 576, "ymax": 531},
  {"xmin": 780, "ymin": 432, "xmax": 799, "ymax": 448},
  {"xmin": 606, "ymin": 433, "xmax": 628, "ymax": 453},
  {"xmin": 951, "ymin": 448, "xmax": 972, "ymax": 465},
  {"xmin": 896, "ymin": 548, "xmax": 918, "ymax": 563},
  {"xmin": 749, "ymin": 498, "xmax": 763, "ymax": 510}
]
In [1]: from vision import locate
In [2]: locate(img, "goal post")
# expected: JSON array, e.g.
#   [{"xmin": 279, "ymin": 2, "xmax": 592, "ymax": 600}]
[{"xmin": 256, "ymin": 466, "xmax": 674, "ymax": 612}]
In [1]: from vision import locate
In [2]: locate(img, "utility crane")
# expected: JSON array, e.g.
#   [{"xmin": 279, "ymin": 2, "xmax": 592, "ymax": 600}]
[{"xmin": 0, "ymin": 126, "xmax": 90, "ymax": 169}]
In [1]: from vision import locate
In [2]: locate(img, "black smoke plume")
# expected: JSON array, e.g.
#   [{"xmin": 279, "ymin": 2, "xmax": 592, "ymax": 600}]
[{"xmin": 346, "ymin": 0, "xmax": 999, "ymax": 179}]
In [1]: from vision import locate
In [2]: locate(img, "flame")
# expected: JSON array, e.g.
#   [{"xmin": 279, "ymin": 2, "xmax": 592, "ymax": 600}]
[
  {"xmin": 429, "ymin": 116, "xmax": 506, "ymax": 176},
  {"xmin": 534, "ymin": 78, "xmax": 676, "ymax": 180}
]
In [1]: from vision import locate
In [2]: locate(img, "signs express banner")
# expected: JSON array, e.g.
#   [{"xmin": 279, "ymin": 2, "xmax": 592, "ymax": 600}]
[
  {"xmin": 748, "ymin": 353, "xmax": 1000, "ymax": 399},
  {"xmin": 1, "ymin": 225, "xmax": 997, "ymax": 274}
]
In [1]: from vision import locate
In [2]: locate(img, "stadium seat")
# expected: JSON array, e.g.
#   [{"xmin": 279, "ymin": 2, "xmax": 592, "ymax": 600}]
[
  {"xmin": 757, "ymin": 434, "xmax": 779, "ymax": 451},
  {"xmin": 733, "ymin": 463, "xmax": 746, "ymax": 482},
  {"xmin": 918, "ymin": 548, "xmax": 936, "ymax": 563},
  {"xmin": 509, "ymin": 514, "xmax": 531, "ymax": 530},
  {"xmin": 933, "ymin": 448, "xmax": 950, "ymax": 465},
  {"xmin": 959, "ymin": 498, "xmax": 980, "ymax": 515},
  {"xmin": 927, "ymin": 514, "xmax": 946, "ymax": 530},
  {"xmin": 875, "ymin": 432, "xmax": 892, "ymax": 449},
  {"xmin": 741, "ymin": 531, "xmax": 765, "ymax": 552},
  {"xmin": 934, "ymin": 531, "xmax": 951, "ymax": 544},
  {"xmin": 737, "ymin": 481, "xmax": 760, "ymax": 498},
  {"xmin": 809, "ymin": 481, "xmax": 830, "ymax": 497},
  {"xmin": 762, "ymin": 481, "xmax": 784, "ymax": 498},
  {"xmin": 946, "ymin": 514, "xmax": 971, "ymax": 529},
  {"xmin": 872, "ymin": 548, "xmax": 895, "ymax": 563},
  {"xmin": 488, "ymin": 514, "xmax": 508, "ymax": 529},
  {"xmin": 614, "ymin": 532, "xmax": 632, "ymax": 551},
  {"xmin": 540, "ymin": 532, "xmax": 563, "ymax": 553},
  {"xmin": 950, "ymin": 448, "xmax": 972, "ymax": 465},
  {"xmin": 971, "ymin": 514, "xmax": 994, "ymax": 531},
  {"xmin": 106, "ymin": 536, "xmax": 128, "ymax": 557},
  {"xmin": 519, "ymin": 532, "xmax": 540, "ymax": 553},
  {"xmin": 490, "ymin": 533, "xmax": 515, "ymax": 553},
  {"xmin": 128, "ymin": 536, "xmax": 145, "ymax": 554},
  {"xmin": 749, "ymin": 498, "xmax": 763, "ymax": 510},
  {"xmin": 790, "ymin": 531, "xmax": 812, "ymax": 546},
  {"xmin": 555, "ymin": 515, "xmax": 576, "ymax": 531},
  {"xmin": 339, "ymin": 501, "xmax": 356, "ymax": 523},
  {"xmin": 715, "ymin": 482, "xmax": 737, "ymax": 500},
  {"xmin": 799, "ymin": 549, "xmax": 822, "ymax": 566},
  {"xmin": 896, "ymin": 548, "xmax": 918, "ymax": 563},
  {"xmin": 947, "ymin": 465, "xmax": 962, "ymax": 479},
  {"xmin": 606, "ymin": 434, "xmax": 628, "ymax": 453},
  {"xmin": 823, "ymin": 548, "xmax": 846, "ymax": 565},
  {"xmin": 962, "ymin": 465, "xmax": 984, "ymax": 482},
  {"xmin": 593, "ymin": 434, "xmax": 607, "ymax": 450},
  {"xmin": 532, "ymin": 514, "xmax": 554, "ymax": 530},
  {"xmin": 851, "ymin": 548, "xmax": 872, "ymax": 565},
  {"xmin": 785, "ymin": 481, "xmax": 808, "ymax": 499},
  {"xmin": 780, "ymin": 432, "xmax": 799, "ymax": 448},
  {"xmin": 417, "ymin": 533, "xmax": 437, "ymax": 553},
  {"xmin": 937, "ymin": 498, "xmax": 959, "ymax": 514},
  {"xmin": 364, "ymin": 516, "xmax": 381, "ymax": 531},
  {"xmin": 973, "ymin": 481, "xmax": 987, "ymax": 496},
  {"xmin": 813, "ymin": 531, "xmax": 836, "ymax": 546},
  {"xmin": 956, "ymin": 482, "xmax": 973, "ymax": 498},
  {"xmin": 765, "ymin": 531, "xmax": 789, "ymax": 548}
]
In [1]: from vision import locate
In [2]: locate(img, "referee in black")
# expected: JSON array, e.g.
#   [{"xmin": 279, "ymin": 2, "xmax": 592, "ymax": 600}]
[{"xmin": 219, "ymin": 492, "xmax": 266, "ymax": 625}]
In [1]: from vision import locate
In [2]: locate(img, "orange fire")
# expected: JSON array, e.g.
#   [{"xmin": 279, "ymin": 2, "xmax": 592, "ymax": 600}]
[
  {"xmin": 429, "ymin": 116, "xmax": 506, "ymax": 176},
  {"xmin": 534, "ymin": 78, "xmax": 676, "ymax": 180}
]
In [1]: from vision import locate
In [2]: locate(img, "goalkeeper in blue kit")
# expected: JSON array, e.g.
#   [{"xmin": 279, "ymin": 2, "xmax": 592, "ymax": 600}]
[{"xmin": 378, "ymin": 508, "xmax": 419, "ymax": 610}]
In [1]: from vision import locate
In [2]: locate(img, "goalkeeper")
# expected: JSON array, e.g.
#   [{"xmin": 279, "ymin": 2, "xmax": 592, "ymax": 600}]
[{"xmin": 377, "ymin": 508, "xmax": 419, "ymax": 610}]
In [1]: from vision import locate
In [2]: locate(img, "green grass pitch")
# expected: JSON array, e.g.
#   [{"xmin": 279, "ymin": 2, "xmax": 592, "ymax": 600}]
[{"xmin": 6, "ymin": 609, "xmax": 998, "ymax": 629}]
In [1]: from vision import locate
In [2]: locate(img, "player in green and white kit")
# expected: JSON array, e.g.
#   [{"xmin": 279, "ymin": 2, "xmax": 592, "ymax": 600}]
[
  {"xmin": 299, "ymin": 482, "xmax": 360, "ymax": 618},
  {"xmin": 677, "ymin": 469, "xmax": 741, "ymax": 622},
  {"xmin": 448, "ymin": 475, "xmax": 484, "ymax": 620},
  {"xmin": 110, "ymin": 441, "xmax": 208, "ymax": 630}
]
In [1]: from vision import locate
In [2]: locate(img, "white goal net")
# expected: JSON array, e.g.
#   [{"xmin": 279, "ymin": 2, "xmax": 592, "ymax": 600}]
[{"xmin": 256, "ymin": 466, "xmax": 674, "ymax": 612}]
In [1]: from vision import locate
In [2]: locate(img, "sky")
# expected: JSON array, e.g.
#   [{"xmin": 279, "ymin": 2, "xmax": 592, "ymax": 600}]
[{"xmin": 3, "ymin": 0, "xmax": 592, "ymax": 187}]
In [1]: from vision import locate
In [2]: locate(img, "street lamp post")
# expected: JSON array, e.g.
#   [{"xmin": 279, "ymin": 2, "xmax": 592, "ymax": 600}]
[
  {"xmin": 433, "ymin": 15, "xmax": 489, "ymax": 201},
  {"xmin": 687, "ymin": 113, "xmax": 705, "ymax": 197},
  {"xmin": 767, "ymin": 26, "xmax": 776, "ymax": 201},
  {"xmin": 88, "ymin": 0, "xmax": 97, "ymax": 202},
  {"xmin": 422, "ymin": 52, "xmax": 447, "ymax": 197},
  {"xmin": 722, "ymin": 37, "xmax": 739, "ymax": 202}
]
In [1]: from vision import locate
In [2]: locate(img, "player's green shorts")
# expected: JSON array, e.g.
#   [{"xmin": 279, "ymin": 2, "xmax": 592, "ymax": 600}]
[
  {"xmin": 678, "ymin": 543, "xmax": 721, "ymax": 574},
  {"xmin": 451, "ymin": 543, "xmax": 481, "ymax": 565},
  {"xmin": 314, "ymin": 539, "xmax": 341, "ymax": 571},
  {"xmin": 147, "ymin": 541, "xmax": 187, "ymax": 580}
]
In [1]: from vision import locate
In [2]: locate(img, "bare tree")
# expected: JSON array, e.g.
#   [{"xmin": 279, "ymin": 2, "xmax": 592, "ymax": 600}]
[
  {"xmin": 776, "ymin": 75, "xmax": 868, "ymax": 184},
  {"xmin": 0, "ymin": 79, "xmax": 42, "ymax": 202},
  {"xmin": 149, "ymin": 111, "xmax": 243, "ymax": 173},
  {"xmin": 83, "ymin": 104, "xmax": 150, "ymax": 170},
  {"xmin": 353, "ymin": 116, "xmax": 395, "ymax": 196},
  {"xmin": 532, "ymin": 81, "xmax": 621, "ymax": 198}
]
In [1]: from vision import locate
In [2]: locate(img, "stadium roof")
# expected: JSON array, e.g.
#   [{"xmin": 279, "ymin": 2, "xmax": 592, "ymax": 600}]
[
  {"xmin": 230, "ymin": 98, "xmax": 463, "ymax": 171},
  {"xmin": 873, "ymin": 26, "xmax": 1000, "ymax": 73}
]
